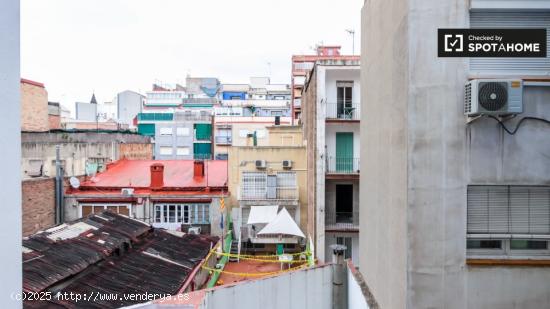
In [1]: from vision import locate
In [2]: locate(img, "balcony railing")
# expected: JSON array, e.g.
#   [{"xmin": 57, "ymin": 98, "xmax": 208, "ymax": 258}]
[
  {"xmin": 239, "ymin": 186, "xmax": 299, "ymax": 201},
  {"xmin": 215, "ymin": 136, "xmax": 232, "ymax": 145},
  {"xmin": 174, "ymin": 113, "xmax": 212, "ymax": 122},
  {"xmin": 325, "ymin": 102, "xmax": 360, "ymax": 120},
  {"xmin": 326, "ymin": 157, "xmax": 360, "ymax": 174},
  {"xmin": 325, "ymin": 211, "xmax": 359, "ymax": 231}
]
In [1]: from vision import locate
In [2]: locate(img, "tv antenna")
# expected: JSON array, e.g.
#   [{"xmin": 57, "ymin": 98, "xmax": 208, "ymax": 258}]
[{"xmin": 345, "ymin": 29, "xmax": 355, "ymax": 55}]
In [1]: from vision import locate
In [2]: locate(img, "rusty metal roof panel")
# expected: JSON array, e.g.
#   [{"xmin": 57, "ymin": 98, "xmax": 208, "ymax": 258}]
[{"xmin": 23, "ymin": 211, "xmax": 219, "ymax": 309}]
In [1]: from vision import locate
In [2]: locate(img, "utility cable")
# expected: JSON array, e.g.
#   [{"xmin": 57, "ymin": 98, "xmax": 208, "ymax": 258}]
[{"xmin": 486, "ymin": 116, "xmax": 550, "ymax": 135}]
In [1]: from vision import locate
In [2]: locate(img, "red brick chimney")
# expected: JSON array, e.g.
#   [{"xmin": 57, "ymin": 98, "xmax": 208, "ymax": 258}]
[
  {"xmin": 194, "ymin": 160, "xmax": 205, "ymax": 178},
  {"xmin": 150, "ymin": 163, "xmax": 164, "ymax": 189}
]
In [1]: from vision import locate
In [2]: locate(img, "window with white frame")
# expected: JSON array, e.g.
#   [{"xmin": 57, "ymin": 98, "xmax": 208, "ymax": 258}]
[
  {"xmin": 159, "ymin": 127, "xmax": 173, "ymax": 135},
  {"xmin": 176, "ymin": 127, "xmax": 190, "ymax": 136},
  {"xmin": 241, "ymin": 171, "xmax": 297, "ymax": 200},
  {"xmin": 467, "ymin": 185, "xmax": 550, "ymax": 257},
  {"xmin": 176, "ymin": 147, "xmax": 190, "ymax": 156},
  {"xmin": 79, "ymin": 203, "xmax": 131, "ymax": 217},
  {"xmin": 154, "ymin": 203, "xmax": 210, "ymax": 224},
  {"xmin": 241, "ymin": 172, "xmax": 267, "ymax": 199},
  {"xmin": 159, "ymin": 146, "xmax": 173, "ymax": 155}
]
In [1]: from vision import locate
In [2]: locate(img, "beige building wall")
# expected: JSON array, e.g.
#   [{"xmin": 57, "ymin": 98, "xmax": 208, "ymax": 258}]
[
  {"xmin": 227, "ymin": 126, "xmax": 307, "ymax": 232},
  {"xmin": 213, "ymin": 117, "xmax": 292, "ymax": 157},
  {"xmin": 21, "ymin": 79, "xmax": 49, "ymax": 132},
  {"xmin": 227, "ymin": 146, "xmax": 307, "ymax": 229}
]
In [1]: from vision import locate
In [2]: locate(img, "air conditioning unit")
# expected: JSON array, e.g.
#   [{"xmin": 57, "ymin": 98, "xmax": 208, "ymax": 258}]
[
  {"xmin": 188, "ymin": 227, "xmax": 201, "ymax": 235},
  {"xmin": 464, "ymin": 79, "xmax": 523, "ymax": 116},
  {"xmin": 282, "ymin": 160, "xmax": 292, "ymax": 169},
  {"xmin": 121, "ymin": 188, "xmax": 134, "ymax": 196},
  {"xmin": 255, "ymin": 160, "xmax": 267, "ymax": 169}
]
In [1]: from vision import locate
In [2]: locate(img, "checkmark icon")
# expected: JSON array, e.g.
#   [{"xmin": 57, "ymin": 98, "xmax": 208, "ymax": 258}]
[{"xmin": 444, "ymin": 34, "xmax": 463, "ymax": 52}]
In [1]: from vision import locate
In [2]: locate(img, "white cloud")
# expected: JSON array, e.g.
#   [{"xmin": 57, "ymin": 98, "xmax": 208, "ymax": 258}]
[{"xmin": 21, "ymin": 0, "xmax": 362, "ymax": 115}]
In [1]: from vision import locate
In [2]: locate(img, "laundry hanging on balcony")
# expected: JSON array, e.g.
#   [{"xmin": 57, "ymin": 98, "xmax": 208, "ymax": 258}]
[{"xmin": 258, "ymin": 207, "xmax": 305, "ymax": 238}]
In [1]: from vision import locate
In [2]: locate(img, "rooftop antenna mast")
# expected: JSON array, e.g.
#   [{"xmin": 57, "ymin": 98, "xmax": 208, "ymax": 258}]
[{"xmin": 345, "ymin": 29, "xmax": 355, "ymax": 55}]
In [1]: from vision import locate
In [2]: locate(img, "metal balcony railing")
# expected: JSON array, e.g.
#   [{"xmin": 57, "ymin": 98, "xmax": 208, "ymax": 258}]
[
  {"xmin": 174, "ymin": 113, "xmax": 212, "ymax": 122},
  {"xmin": 239, "ymin": 186, "xmax": 299, "ymax": 201},
  {"xmin": 215, "ymin": 136, "xmax": 232, "ymax": 145},
  {"xmin": 326, "ymin": 157, "xmax": 360, "ymax": 174},
  {"xmin": 325, "ymin": 211, "xmax": 359, "ymax": 230},
  {"xmin": 325, "ymin": 102, "xmax": 360, "ymax": 120}
]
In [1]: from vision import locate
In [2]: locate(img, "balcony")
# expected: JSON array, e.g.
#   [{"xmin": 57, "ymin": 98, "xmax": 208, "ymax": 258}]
[
  {"xmin": 174, "ymin": 112, "xmax": 212, "ymax": 122},
  {"xmin": 325, "ymin": 102, "xmax": 360, "ymax": 121},
  {"xmin": 325, "ymin": 211, "xmax": 359, "ymax": 231},
  {"xmin": 326, "ymin": 157, "xmax": 360, "ymax": 175},
  {"xmin": 215, "ymin": 136, "xmax": 232, "ymax": 145},
  {"xmin": 239, "ymin": 186, "xmax": 299, "ymax": 201}
]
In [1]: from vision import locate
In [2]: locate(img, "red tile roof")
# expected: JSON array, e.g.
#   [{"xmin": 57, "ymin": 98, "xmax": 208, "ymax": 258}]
[{"xmin": 77, "ymin": 159, "xmax": 227, "ymax": 190}]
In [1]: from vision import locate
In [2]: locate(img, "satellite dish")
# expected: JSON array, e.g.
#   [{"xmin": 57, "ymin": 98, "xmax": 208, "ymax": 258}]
[{"xmin": 69, "ymin": 177, "xmax": 80, "ymax": 189}]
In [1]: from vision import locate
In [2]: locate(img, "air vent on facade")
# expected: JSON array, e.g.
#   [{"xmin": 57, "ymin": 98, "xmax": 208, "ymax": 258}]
[
  {"xmin": 121, "ymin": 188, "xmax": 134, "ymax": 196},
  {"xmin": 464, "ymin": 79, "xmax": 523, "ymax": 116},
  {"xmin": 282, "ymin": 160, "xmax": 292, "ymax": 169},
  {"xmin": 188, "ymin": 227, "xmax": 201, "ymax": 235},
  {"xmin": 255, "ymin": 160, "xmax": 267, "ymax": 169}
]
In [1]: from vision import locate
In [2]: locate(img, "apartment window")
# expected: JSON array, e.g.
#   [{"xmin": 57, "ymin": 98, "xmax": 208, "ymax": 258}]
[
  {"xmin": 241, "ymin": 171, "xmax": 297, "ymax": 200},
  {"xmin": 176, "ymin": 147, "xmax": 190, "ymax": 156},
  {"xmin": 241, "ymin": 172, "xmax": 267, "ymax": 199},
  {"xmin": 336, "ymin": 81, "xmax": 353, "ymax": 116},
  {"xmin": 467, "ymin": 185, "xmax": 550, "ymax": 257},
  {"xmin": 159, "ymin": 127, "xmax": 173, "ymax": 136},
  {"xmin": 176, "ymin": 127, "xmax": 190, "ymax": 136},
  {"xmin": 27, "ymin": 159, "xmax": 43, "ymax": 177},
  {"xmin": 159, "ymin": 146, "xmax": 173, "ymax": 155},
  {"xmin": 80, "ymin": 203, "xmax": 131, "ymax": 218},
  {"xmin": 154, "ymin": 204, "xmax": 210, "ymax": 224},
  {"xmin": 470, "ymin": 11, "xmax": 550, "ymax": 76}
]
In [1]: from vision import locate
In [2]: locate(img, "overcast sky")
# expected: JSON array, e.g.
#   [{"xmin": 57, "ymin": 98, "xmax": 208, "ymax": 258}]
[{"xmin": 21, "ymin": 0, "xmax": 362, "ymax": 114}]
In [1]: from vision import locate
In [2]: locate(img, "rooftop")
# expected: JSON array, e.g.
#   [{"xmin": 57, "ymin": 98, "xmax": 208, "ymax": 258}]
[
  {"xmin": 23, "ymin": 211, "xmax": 219, "ymax": 308},
  {"xmin": 70, "ymin": 159, "xmax": 228, "ymax": 193}
]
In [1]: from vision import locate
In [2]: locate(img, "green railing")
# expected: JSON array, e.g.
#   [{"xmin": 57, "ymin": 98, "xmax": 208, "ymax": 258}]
[
  {"xmin": 206, "ymin": 214, "xmax": 232, "ymax": 288},
  {"xmin": 137, "ymin": 113, "xmax": 174, "ymax": 121}
]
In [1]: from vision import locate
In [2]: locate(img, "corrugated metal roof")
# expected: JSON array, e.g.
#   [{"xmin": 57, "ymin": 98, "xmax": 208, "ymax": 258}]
[
  {"xmin": 23, "ymin": 211, "xmax": 219, "ymax": 308},
  {"xmin": 76, "ymin": 160, "xmax": 228, "ymax": 189}
]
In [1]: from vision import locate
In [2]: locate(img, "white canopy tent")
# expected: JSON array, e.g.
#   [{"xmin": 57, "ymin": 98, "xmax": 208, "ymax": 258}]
[
  {"xmin": 247, "ymin": 205, "xmax": 279, "ymax": 224},
  {"xmin": 258, "ymin": 207, "xmax": 305, "ymax": 238}
]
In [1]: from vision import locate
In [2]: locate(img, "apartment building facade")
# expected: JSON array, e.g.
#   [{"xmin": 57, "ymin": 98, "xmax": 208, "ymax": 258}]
[
  {"xmin": 137, "ymin": 78, "xmax": 218, "ymax": 159},
  {"xmin": 64, "ymin": 159, "xmax": 228, "ymax": 237},
  {"xmin": 227, "ymin": 125, "xmax": 307, "ymax": 253},
  {"xmin": 302, "ymin": 59, "xmax": 361, "ymax": 263},
  {"xmin": 213, "ymin": 77, "xmax": 292, "ymax": 160},
  {"xmin": 291, "ymin": 46, "xmax": 359, "ymax": 122},
  {"xmin": 361, "ymin": 0, "xmax": 550, "ymax": 308}
]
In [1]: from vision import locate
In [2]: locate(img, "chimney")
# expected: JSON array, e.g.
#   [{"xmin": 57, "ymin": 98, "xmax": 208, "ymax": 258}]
[
  {"xmin": 194, "ymin": 160, "xmax": 205, "ymax": 178},
  {"xmin": 150, "ymin": 163, "xmax": 164, "ymax": 189}
]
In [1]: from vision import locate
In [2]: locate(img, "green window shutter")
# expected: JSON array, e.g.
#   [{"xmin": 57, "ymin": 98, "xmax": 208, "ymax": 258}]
[
  {"xmin": 138, "ymin": 123, "xmax": 156, "ymax": 136},
  {"xmin": 193, "ymin": 143, "xmax": 212, "ymax": 160},
  {"xmin": 335, "ymin": 132, "xmax": 354, "ymax": 172},
  {"xmin": 195, "ymin": 124, "xmax": 212, "ymax": 140}
]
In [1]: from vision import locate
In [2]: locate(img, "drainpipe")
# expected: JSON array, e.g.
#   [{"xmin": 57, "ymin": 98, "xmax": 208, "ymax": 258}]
[
  {"xmin": 330, "ymin": 244, "xmax": 348, "ymax": 309},
  {"xmin": 55, "ymin": 145, "xmax": 64, "ymax": 224}
]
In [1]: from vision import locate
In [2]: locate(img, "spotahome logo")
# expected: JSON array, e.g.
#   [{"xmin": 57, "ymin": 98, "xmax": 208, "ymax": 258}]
[{"xmin": 438, "ymin": 29, "xmax": 546, "ymax": 57}]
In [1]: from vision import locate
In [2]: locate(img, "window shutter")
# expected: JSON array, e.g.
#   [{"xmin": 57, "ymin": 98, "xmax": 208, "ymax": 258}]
[
  {"xmin": 470, "ymin": 11, "xmax": 550, "ymax": 76},
  {"xmin": 468, "ymin": 186, "xmax": 550, "ymax": 235}
]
